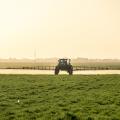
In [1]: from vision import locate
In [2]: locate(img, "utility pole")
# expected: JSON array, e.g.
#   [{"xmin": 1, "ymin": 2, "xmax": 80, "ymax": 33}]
[{"xmin": 34, "ymin": 49, "xmax": 36, "ymax": 64}]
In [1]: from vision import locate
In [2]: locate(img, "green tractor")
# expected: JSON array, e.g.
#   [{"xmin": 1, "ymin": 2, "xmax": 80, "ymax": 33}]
[{"xmin": 55, "ymin": 59, "xmax": 73, "ymax": 75}]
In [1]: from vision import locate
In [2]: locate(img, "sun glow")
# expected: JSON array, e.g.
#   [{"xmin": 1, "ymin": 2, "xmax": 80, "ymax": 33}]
[{"xmin": 0, "ymin": 0, "xmax": 120, "ymax": 59}]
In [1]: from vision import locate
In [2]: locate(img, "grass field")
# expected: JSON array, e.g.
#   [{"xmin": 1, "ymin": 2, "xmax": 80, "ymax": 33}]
[{"xmin": 0, "ymin": 75, "xmax": 120, "ymax": 120}]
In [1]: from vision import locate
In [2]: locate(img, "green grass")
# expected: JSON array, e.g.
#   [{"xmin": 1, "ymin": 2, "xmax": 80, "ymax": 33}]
[{"xmin": 0, "ymin": 75, "xmax": 120, "ymax": 120}]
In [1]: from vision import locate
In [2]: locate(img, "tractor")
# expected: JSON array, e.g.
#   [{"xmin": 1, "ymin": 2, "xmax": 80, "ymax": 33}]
[{"xmin": 55, "ymin": 59, "xmax": 73, "ymax": 75}]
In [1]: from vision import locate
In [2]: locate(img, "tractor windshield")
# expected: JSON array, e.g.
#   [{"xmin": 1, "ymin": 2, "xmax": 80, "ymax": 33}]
[{"xmin": 59, "ymin": 59, "xmax": 67, "ymax": 65}]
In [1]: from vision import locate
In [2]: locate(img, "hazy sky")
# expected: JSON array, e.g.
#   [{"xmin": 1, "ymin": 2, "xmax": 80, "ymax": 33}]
[{"xmin": 0, "ymin": 0, "xmax": 120, "ymax": 59}]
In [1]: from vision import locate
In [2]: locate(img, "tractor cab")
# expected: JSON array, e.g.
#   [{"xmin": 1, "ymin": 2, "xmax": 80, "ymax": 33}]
[{"xmin": 58, "ymin": 59, "xmax": 70, "ymax": 66}]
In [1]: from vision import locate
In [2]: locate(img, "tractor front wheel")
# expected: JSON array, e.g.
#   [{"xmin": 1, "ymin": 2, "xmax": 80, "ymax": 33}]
[
  {"xmin": 68, "ymin": 68, "xmax": 73, "ymax": 75},
  {"xmin": 55, "ymin": 67, "xmax": 59, "ymax": 75}
]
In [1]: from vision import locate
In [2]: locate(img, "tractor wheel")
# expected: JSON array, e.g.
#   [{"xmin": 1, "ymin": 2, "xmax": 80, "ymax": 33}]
[
  {"xmin": 55, "ymin": 67, "xmax": 59, "ymax": 75},
  {"xmin": 68, "ymin": 67, "xmax": 73, "ymax": 75}
]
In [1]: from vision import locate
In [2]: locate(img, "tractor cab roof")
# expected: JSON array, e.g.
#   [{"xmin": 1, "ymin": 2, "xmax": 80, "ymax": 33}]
[{"xmin": 59, "ymin": 58, "xmax": 70, "ymax": 60}]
